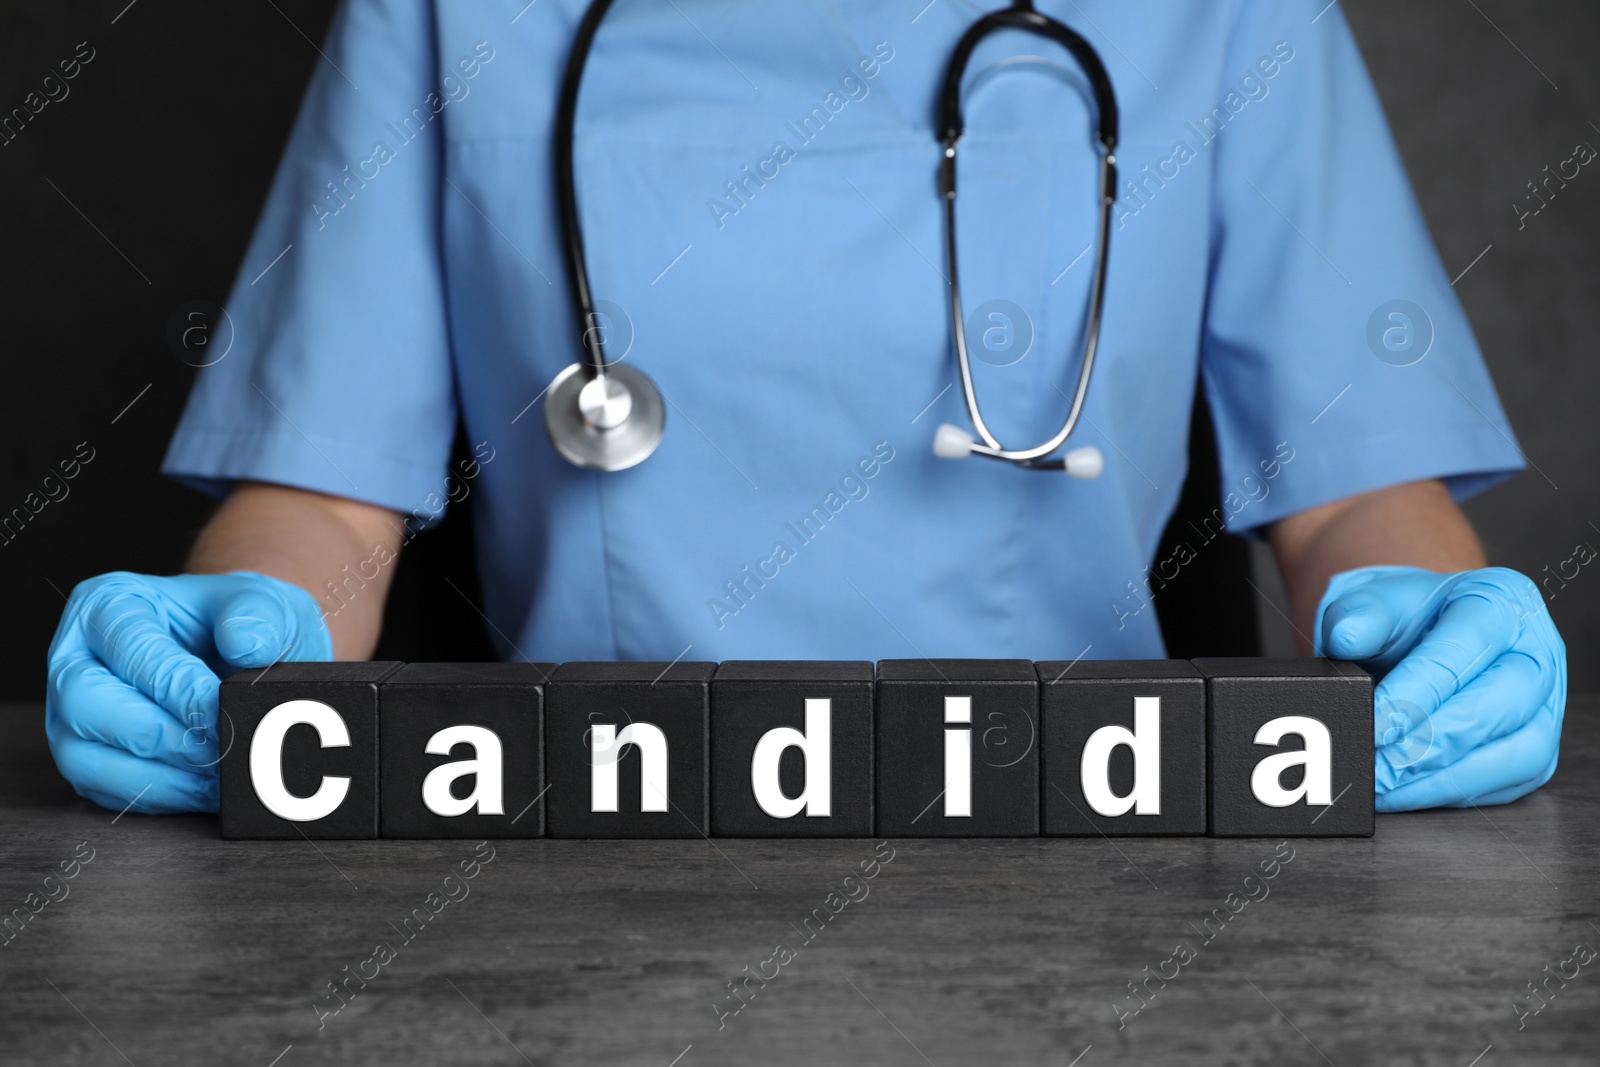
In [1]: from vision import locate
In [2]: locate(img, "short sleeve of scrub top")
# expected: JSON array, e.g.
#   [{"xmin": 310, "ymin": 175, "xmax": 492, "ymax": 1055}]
[
  {"xmin": 1188, "ymin": 2, "xmax": 1524, "ymax": 534},
  {"xmin": 161, "ymin": 0, "xmax": 457, "ymax": 515}
]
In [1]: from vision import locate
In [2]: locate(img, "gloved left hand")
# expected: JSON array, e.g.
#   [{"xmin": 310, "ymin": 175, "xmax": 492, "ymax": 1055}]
[
  {"xmin": 46, "ymin": 571, "xmax": 333, "ymax": 814},
  {"xmin": 1314, "ymin": 565, "xmax": 1565, "ymax": 812}
]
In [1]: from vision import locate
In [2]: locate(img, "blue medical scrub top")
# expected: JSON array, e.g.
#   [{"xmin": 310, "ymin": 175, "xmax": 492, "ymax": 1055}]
[{"xmin": 163, "ymin": 0, "xmax": 1524, "ymax": 662}]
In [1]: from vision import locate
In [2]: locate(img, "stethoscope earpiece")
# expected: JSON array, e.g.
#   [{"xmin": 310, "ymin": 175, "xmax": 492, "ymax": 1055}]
[
  {"xmin": 932, "ymin": 423, "xmax": 1103, "ymax": 478},
  {"xmin": 933, "ymin": 423, "xmax": 977, "ymax": 459},
  {"xmin": 1064, "ymin": 446, "xmax": 1105, "ymax": 479}
]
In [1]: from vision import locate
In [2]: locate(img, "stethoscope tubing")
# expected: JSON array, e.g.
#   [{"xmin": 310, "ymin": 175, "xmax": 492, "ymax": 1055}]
[
  {"xmin": 938, "ymin": 1, "xmax": 1119, "ymax": 465},
  {"xmin": 554, "ymin": 0, "xmax": 620, "ymax": 381},
  {"xmin": 548, "ymin": 0, "xmax": 1120, "ymax": 473}
]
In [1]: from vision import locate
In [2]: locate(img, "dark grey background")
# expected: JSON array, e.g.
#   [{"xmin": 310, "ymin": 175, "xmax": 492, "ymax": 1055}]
[{"xmin": 0, "ymin": 0, "xmax": 1595, "ymax": 697}]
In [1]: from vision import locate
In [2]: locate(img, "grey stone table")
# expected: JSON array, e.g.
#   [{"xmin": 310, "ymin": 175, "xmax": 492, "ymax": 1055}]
[{"xmin": 1, "ymin": 698, "xmax": 1596, "ymax": 1066}]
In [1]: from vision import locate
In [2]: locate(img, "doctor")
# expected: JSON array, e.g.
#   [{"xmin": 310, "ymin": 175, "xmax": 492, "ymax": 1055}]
[{"xmin": 46, "ymin": 0, "xmax": 1563, "ymax": 815}]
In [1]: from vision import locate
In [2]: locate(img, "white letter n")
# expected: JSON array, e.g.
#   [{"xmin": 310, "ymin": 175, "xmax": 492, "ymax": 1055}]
[{"xmin": 590, "ymin": 722, "xmax": 669, "ymax": 813}]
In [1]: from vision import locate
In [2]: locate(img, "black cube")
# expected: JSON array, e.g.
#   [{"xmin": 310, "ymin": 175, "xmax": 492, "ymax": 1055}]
[
  {"xmin": 875, "ymin": 659, "xmax": 1039, "ymax": 836},
  {"xmin": 378, "ymin": 661, "xmax": 554, "ymax": 839},
  {"xmin": 1038, "ymin": 659, "xmax": 1206, "ymax": 835},
  {"xmin": 544, "ymin": 661, "xmax": 714, "ymax": 838},
  {"xmin": 710, "ymin": 660, "xmax": 874, "ymax": 837},
  {"xmin": 1194, "ymin": 658, "xmax": 1374, "ymax": 837},
  {"xmin": 219, "ymin": 661, "xmax": 401, "ymax": 840}
]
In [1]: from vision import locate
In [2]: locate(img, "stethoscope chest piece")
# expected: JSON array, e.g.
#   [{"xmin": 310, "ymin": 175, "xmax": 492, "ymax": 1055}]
[{"xmin": 543, "ymin": 361, "xmax": 666, "ymax": 471}]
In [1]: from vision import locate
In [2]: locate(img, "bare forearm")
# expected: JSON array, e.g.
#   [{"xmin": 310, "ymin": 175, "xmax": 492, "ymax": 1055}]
[
  {"xmin": 187, "ymin": 481, "xmax": 403, "ymax": 659},
  {"xmin": 1269, "ymin": 479, "xmax": 1486, "ymax": 653}
]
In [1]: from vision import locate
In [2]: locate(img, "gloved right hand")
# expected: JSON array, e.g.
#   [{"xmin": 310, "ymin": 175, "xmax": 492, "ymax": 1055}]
[{"xmin": 46, "ymin": 571, "xmax": 333, "ymax": 814}]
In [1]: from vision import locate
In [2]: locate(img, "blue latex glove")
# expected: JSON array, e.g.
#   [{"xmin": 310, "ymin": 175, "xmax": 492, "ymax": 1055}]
[
  {"xmin": 1314, "ymin": 565, "xmax": 1565, "ymax": 812},
  {"xmin": 46, "ymin": 571, "xmax": 332, "ymax": 814}
]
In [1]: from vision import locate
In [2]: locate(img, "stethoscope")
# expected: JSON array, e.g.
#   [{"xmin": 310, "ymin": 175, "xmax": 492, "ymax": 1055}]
[{"xmin": 544, "ymin": 0, "xmax": 1118, "ymax": 478}]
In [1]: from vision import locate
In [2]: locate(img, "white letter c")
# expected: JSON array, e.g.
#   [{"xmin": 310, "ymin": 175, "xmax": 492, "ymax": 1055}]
[{"xmin": 249, "ymin": 699, "xmax": 351, "ymax": 821}]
